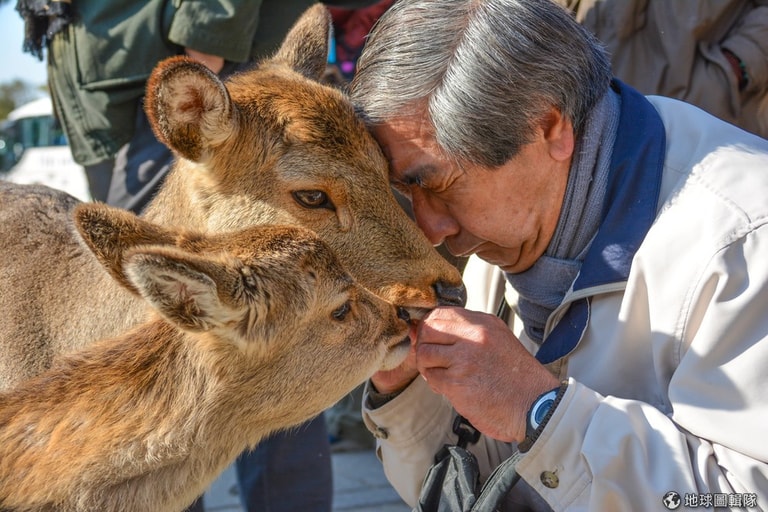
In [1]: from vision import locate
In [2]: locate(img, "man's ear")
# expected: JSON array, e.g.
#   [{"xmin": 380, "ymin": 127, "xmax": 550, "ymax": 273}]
[
  {"xmin": 73, "ymin": 203, "xmax": 176, "ymax": 294},
  {"xmin": 122, "ymin": 246, "xmax": 237, "ymax": 332},
  {"xmin": 541, "ymin": 107, "xmax": 575, "ymax": 162}
]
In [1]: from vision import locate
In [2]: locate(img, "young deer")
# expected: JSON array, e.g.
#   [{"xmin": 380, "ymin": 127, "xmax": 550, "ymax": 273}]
[
  {"xmin": 0, "ymin": 203, "xmax": 410, "ymax": 512},
  {"xmin": 0, "ymin": 4, "xmax": 464, "ymax": 390}
]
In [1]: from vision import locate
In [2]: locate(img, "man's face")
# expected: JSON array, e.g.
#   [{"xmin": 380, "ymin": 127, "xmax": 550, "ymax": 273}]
[{"xmin": 372, "ymin": 115, "xmax": 572, "ymax": 274}]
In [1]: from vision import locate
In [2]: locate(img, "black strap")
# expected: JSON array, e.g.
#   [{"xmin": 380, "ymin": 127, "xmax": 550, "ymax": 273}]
[{"xmin": 453, "ymin": 414, "xmax": 481, "ymax": 450}]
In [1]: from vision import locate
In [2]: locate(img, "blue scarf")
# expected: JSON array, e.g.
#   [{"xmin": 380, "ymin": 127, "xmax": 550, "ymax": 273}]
[{"xmin": 505, "ymin": 89, "xmax": 621, "ymax": 343}]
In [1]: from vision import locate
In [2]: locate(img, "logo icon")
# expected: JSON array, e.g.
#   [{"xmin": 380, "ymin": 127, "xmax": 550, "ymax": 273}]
[{"xmin": 663, "ymin": 491, "xmax": 682, "ymax": 510}]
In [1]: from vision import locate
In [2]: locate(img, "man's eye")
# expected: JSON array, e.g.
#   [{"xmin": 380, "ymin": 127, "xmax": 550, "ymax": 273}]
[
  {"xmin": 401, "ymin": 175, "xmax": 428, "ymax": 191},
  {"xmin": 332, "ymin": 301, "xmax": 352, "ymax": 321},
  {"xmin": 409, "ymin": 176, "xmax": 426, "ymax": 188},
  {"xmin": 292, "ymin": 190, "xmax": 335, "ymax": 210}
]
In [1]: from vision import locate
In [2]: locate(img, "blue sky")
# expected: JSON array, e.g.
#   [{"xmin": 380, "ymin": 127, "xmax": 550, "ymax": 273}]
[{"xmin": 0, "ymin": 1, "xmax": 48, "ymax": 87}]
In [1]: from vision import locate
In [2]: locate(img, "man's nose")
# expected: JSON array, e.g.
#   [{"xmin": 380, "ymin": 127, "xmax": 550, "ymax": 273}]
[{"xmin": 411, "ymin": 190, "xmax": 459, "ymax": 246}]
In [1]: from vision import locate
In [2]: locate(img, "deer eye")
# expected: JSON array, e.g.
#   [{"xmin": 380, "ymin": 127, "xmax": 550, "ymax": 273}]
[
  {"xmin": 292, "ymin": 190, "xmax": 335, "ymax": 210},
  {"xmin": 332, "ymin": 301, "xmax": 352, "ymax": 321}
]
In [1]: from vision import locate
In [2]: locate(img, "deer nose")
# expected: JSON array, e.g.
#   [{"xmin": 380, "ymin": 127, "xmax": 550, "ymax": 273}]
[{"xmin": 434, "ymin": 280, "xmax": 467, "ymax": 307}]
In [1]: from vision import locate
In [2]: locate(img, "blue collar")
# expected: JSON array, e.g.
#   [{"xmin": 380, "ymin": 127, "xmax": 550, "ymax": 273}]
[{"xmin": 535, "ymin": 80, "xmax": 666, "ymax": 365}]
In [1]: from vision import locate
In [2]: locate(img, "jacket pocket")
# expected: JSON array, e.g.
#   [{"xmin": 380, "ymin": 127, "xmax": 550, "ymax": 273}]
[{"xmin": 72, "ymin": 1, "xmax": 178, "ymax": 92}]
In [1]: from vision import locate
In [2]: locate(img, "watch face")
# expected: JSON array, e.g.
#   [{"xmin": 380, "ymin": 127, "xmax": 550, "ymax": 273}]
[
  {"xmin": 533, "ymin": 397, "xmax": 555, "ymax": 426},
  {"xmin": 530, "ymin": 390, "xmax": 558, "ymax": 430}
]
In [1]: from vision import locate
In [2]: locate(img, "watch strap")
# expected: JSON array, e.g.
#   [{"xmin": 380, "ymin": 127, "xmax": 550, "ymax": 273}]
[{"xmin": 519, "ymin": 381, "xmax": 568, "ymax": 453}]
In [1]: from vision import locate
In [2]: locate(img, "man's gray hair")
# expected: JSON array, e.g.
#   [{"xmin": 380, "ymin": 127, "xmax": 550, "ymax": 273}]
[{"xmin": 349, "ymin": 0, "xmax": 612, "ymax": 167}]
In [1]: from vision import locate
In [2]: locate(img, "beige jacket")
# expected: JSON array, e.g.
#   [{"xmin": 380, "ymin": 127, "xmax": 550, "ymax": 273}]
[
  {"xmin": 363, "ymin": 95, "xmax": 768, "ymax": 510},
  {"xmin": 556, "ymin": 0, "xmax": 768, "ymax": 138}
]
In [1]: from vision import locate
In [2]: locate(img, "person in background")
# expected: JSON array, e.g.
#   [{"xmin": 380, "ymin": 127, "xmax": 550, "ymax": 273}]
[
  {"xmin": 16, "ymin": 1, "xmax": 379, "ymax": 511},
  {"xmin": 327, "ymin": 0, "xmax": 395, "ymax": 82},
  {"xmin": 557, "ymin": 0, "xmax": 768, "ymax": 139},
  {"xmin": 349, "ymin": 0, "xmax": 768, "ymax": 509}
]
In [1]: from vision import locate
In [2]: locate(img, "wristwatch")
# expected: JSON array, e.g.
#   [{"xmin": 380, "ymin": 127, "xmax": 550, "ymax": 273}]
[
  {"xmin": 527, "ymin": 388, "xmax": 558, "ymax": 434},
  {"xmin": 519, "ymin": 382, "xmax": 567, "ymax": 452}
]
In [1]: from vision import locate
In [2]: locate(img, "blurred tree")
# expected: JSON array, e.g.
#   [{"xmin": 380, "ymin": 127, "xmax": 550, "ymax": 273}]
[{"xmin": 0, "ymin": 80, "xmax": 44, "ymax": 120}]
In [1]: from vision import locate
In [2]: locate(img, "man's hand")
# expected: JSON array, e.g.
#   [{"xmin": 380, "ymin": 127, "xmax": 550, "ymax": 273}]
[
  {"xmin": 184, "ymin": 48, "xmax": 225, "ymax": 75},
  {"xmin": 414, "ymin": 306, "xmax": 560, "ymax": 443}
]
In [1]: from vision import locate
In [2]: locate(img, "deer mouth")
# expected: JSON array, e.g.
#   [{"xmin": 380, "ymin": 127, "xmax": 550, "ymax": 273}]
[
  {"xmin": 388, "ymin": 311, "xmax": 412, "ymax": 352},
  {"xmin": 384, "ymin": 306, "xmax": 430, "ymax": 356},
  {"xmin": 382, "ymin": 336, "xmax": 411, "ymax": 370},
  {"xmin": 389, "ymin": 334, "xmax": 410, "ymax": 350},
  {"xmin": 382, "ymin": 308, "xmax": 425, "ymax": 370},
  {"xmin": 389, "ymin": 306, "xmax": 429, "ymax": 350},
  {"xmin": 396, "ymin": 306, "xmax": 431, "ymax": 324}
]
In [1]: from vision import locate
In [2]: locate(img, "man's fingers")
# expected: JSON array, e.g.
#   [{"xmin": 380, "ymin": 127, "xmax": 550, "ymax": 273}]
[
  {"xmin": 415, "ymin": 312, "xmax": 461, "ymax": 346},
  {"xmin": 415, "ymin": 340, "xmax": 453, "ymax": 370}
]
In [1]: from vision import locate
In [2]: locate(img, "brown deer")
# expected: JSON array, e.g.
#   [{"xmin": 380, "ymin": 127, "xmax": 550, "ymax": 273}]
[
  {"xmin": 0, "ymin": 203, "xmax": 410, "ymax": 512},
  {"xmin": 0, "ymin": 4, "xmax": 464, "ymax": 389}
]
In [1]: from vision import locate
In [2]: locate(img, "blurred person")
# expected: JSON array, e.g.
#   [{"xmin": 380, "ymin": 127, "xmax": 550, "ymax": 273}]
[
  {"xmin": 327, "ymin": 0, "xmax": 395, "ymax": 82},
  {"xmin": 558, "ymin": 0, "xmax": 768, "ymax": 139}
]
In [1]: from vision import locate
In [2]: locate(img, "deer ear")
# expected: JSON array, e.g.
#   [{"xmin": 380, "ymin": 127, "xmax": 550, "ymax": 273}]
[
  {"xmin": 73, "ymin": 203, "xmax": 176, "ymax": 294},
  {"xmin": 145, "ymin": 56, "xmax": 237, "ymax": 162},
  {"xmin": 271, "ymin": 4, "xmax": 331, "ymax": 80},
  {"xmin": 122, "ymin": 247, "xmax": 236, "ymax": 332}
]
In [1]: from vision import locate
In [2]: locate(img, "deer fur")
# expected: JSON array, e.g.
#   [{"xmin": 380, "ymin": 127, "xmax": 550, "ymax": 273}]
[
  {"xmin": 0, "ymin": 5, "xmax": 464, "ymax": 389},
  {"xmin": 0, "ymin": 203, "xmax": 410, "ymax": 512}
]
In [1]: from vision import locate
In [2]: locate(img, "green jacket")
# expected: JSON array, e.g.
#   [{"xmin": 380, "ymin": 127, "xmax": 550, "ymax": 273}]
[{"xmin": 47, "ymin": 0, "xmax": 376, "ymax": 166}]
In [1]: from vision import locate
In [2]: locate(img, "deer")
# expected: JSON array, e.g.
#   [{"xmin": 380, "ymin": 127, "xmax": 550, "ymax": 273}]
[
  {"xmin": 0, "ymin": 203, "xmax": 411, "ymax": 512},
  {"xmin": 0, "ymin": 4, "xmax": 465, "ymax": 390}
]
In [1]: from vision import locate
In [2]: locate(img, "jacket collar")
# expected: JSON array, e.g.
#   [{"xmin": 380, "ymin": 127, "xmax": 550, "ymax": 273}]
[{"xmin": 536, "ymin": 80, "xmax": 666, "ymax": 365}]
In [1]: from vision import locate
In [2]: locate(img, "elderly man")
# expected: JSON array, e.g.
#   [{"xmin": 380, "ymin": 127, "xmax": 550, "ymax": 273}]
[{"xmin": 349, "ymin": 0, "xmax": 768, "ymax": 509}]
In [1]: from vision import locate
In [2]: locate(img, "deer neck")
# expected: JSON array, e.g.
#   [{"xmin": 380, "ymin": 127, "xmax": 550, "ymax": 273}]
[
  {"xmin": 141, "ymin": 160, "xmax": 215, "ymax": 230},
  {"xmin": 202, "ymin": 350, "xmax": 342, "ymax": 446}
]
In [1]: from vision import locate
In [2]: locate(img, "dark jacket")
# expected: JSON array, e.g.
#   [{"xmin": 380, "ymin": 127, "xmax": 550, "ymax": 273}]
[{"xmin": 47, "ymin": 0, "xmax": 376, "ymax": 166}]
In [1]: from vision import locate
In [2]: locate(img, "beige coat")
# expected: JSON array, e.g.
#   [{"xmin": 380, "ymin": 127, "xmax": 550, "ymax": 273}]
[
  {"xmin": 363, "ymin": 96, "xmax": 768, "ymax": 510},
  {"xmin": 556, "ymin": 0, "xmax": 768, "ymax": 138}
]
